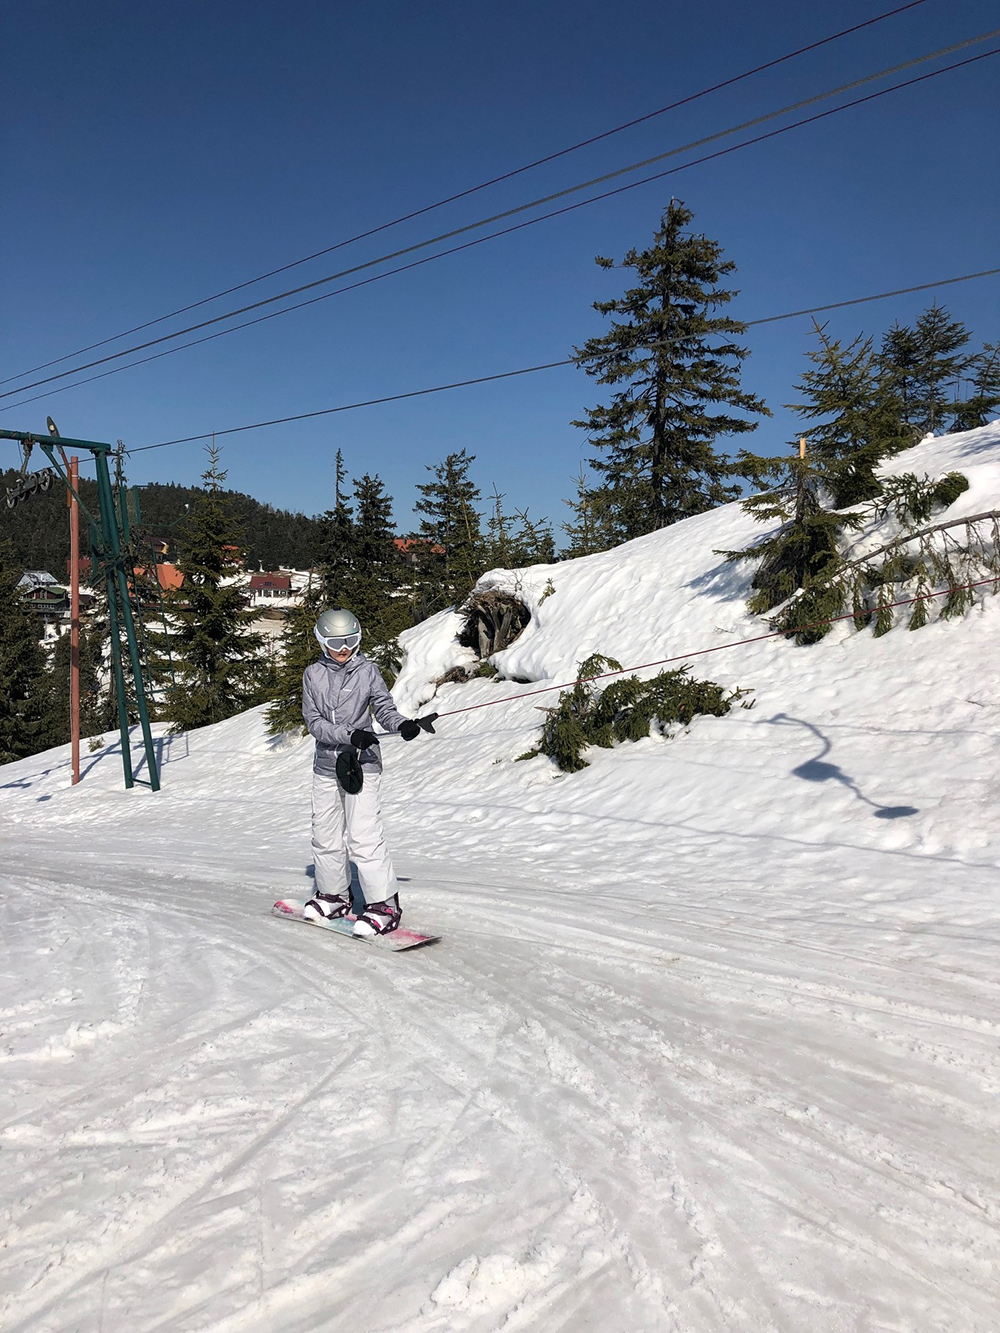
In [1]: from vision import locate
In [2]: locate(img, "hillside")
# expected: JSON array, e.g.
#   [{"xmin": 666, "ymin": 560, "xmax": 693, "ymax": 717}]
[
  {"xmin": 1, "ymin": 423, "xmax": 999, "ymax": 1331},
  {"xmin": 0, "ymin": 471, "xmax": 320, "ymax": 573}
]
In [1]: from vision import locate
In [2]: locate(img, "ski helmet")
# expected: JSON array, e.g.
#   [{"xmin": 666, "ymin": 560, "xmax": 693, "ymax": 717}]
[{"xmin": 314, "ymin": 607, "xmax": 362, "ymax": 655}]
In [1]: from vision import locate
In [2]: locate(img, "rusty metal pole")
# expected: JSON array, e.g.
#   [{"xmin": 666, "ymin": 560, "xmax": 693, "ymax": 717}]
[{"xmin": 68, "ymin": 456, "xmax": 81, "ymax": 785}]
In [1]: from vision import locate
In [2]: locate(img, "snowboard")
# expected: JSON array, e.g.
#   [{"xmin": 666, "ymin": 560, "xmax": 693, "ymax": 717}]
[{"xmin": 271, "ymin": 899, "xmax": 441, "ymax": 952}]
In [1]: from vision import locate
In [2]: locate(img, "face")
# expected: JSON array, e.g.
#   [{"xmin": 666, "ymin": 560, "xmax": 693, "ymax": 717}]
[{"xmin": 327, "ymin": 645, "xmax": 354, "ymax": 664}]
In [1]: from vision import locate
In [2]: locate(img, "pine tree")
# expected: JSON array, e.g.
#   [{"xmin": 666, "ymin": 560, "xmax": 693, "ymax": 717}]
[
  {"xmin": 265, "ymin": 579, "xmax": 323, "ymax": 735},
  {"xmin": 486, "ymin": 486, "xmax": 556, "ymax": 568},
  {"xmin": 572, "ymin": 200, "xmax": 769, "ymax": 541},
  {"xmin": 0, "ymin": 539, "xmax": 53, "ymax": 762},
  {"xmin": 314, "ymin": 449, "xmax": 356, "ymax": 604},
  {"xmin": 786, "ymin": 322, "xmax": 909, "ymax": 507},
  {"xmin": 561, "ymin": 465, "xmax": 618, "ymax": 557},
  {"xmin": 726, "ymin": 444, "xmax": 863, "ymax": 640},
  {"xmin": 46, "ymin": 616, "xmax": 108, "ymax": 744},
  {"xmin": 879, "ymin": 323, "xmax": 921, "ymax": 434},
  {"xmin": 349, "ymin": 472, "xmax": 410, "ymax": 677},
  {"xmin": 161, "ymin": 445, "xmax": 267, "ymax": 732},
  {"xmin": 949, "ymin": 342, "xmax": 1000, "ymax": 432},
  {"xmin": 881, "ymin": 305, "xmax": 974, "ymax": 436},
  {"xmin": 413, "ymin": 450, "xmax": 486, "ymax": 613}
]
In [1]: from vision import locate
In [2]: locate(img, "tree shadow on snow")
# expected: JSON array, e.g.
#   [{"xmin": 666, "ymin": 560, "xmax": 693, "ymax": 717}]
[
  {"xmin": 685, "ymin": 552, "xmax": 756, "ymax": 603},
  {"xmin": 0, "ymin": 730, "xmax": 193, "ymax": 794},
  {"xmin": 766, "ymin": 713, "xmax": 918, "ymax": 819}
]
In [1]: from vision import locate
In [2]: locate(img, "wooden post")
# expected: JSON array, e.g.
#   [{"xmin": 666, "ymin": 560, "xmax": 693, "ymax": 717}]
[
  {"xmin": 799, "ymin": 437, "xmax": 807, "ymax": 460},
  {"xmin": 68, "ymin": 456, "xmax": 80, "ymax": 785}
]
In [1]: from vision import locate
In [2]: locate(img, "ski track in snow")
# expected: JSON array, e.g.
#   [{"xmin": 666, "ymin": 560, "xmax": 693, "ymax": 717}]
[
  {"xmin": 3, "ymin": 425, "xmax": 1000, "ymax": 1330},
  {"xmin": 2, "ymin": 835, "xmax": 998, "ymax": 1332}
]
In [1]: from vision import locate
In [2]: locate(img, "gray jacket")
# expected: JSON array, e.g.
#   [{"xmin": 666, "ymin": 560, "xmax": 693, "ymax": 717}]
[{"xmin": 302, "ymin": 652, "xmax": 408, "ymax": 776}]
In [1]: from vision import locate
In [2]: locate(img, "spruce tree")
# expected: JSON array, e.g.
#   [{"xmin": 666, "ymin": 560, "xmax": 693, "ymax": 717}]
[
  {"xmin": 265, "ymin": 579, "xmax": 323, "ymax": 736},
  {"xmin": 349, "ymin": 472, "xmax": 410, "ymax": 676},
  {"xmin": 572, "ymin": 200, "xmax": 769, "ymax": 541},
  {"xmin": 412, "ymin": 450, "xmax": 485, "ymax": 613},
  {"xmin": 46, "ymin": 616, "xmax": 108, "ymax": 744},
  {"xmin": 561, "ymin": 465, "xmax": 618, "ymax": 557},
  {"xmin": 881, "ymin": 305, "xmax": 974, "ymax": 436},
  {"xmin": 786, "ymin": 322, "xmax": 909, "ymax": 506},
  {"xmin": 949, "ymin": 343, "xmax": 1000, "ymax": 432},
  {"xmin": 314, "ymin": 449, "xmax": 356, "ymax": 604},
  {"xmin": 0, "ymin": 538, "xmax": 52, "ymax": 762},
  {"xmin": 486, "ymin": 486, "xmax": 556, "ymax": 569},
  {"xmin": 726, "ymin": 445, "xmax": 863, "ymax": 640},
  {"xmin": 161, "ymin": 446, "xmax": 267, "ymax": 732}
]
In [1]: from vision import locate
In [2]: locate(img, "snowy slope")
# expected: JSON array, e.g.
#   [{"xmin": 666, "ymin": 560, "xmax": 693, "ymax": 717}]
[{"xmin": 2, "ymin": 424, "xmax": 1000, "ymax": 1332}]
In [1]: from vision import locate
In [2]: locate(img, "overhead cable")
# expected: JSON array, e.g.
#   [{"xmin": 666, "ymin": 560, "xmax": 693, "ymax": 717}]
[
  {"xmin": 122, "ymin": 264, "xmax": 1000, "ymax": 455},
  {"xmin": 0, "ymin": 0, "xmax": 931, "ymax": 387},
  {"xmin": 3, "ymin": 30, "xmax": 997, "ymax": 407}
]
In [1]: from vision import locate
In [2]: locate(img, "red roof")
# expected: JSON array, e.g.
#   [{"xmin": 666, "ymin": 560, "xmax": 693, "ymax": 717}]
[
  {"xmin": 134, "ymin": 563, "xmax": 183, "ymax": 592},
  {"xmin": 395, "ymin": 537, "xmax": 445, "ymax": 556},
  {"xmin": 248, "ymin": 573, "xmax": 292, "ymax": 592}
]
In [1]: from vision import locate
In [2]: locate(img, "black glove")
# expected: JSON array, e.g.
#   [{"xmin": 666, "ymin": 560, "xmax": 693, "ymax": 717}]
[
  {"xmin": 335, "ymin": 747, "xmax": 364, "ymax": 794},
  {"xmin": 350, "ymin": 728, "xmax": 378, "ymax": 750},
  {"xmin": 399, "ymin": 713, "xmax": 439, "ymax": 741}
]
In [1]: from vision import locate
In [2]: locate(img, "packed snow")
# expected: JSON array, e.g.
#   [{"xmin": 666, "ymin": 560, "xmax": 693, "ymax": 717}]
[{"xmin": 2, "ymin": 425, "xmax": 1000, "ymax": 1331}]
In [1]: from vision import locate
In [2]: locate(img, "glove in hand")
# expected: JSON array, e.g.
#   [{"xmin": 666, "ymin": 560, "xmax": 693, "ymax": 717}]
[
  {"xmin": 350, "ymin": 728, "xmax": 378, "ymax": 749},
  {"xmin": 399, "ymin": 713, "xmax": 439, "ymax": 741}
]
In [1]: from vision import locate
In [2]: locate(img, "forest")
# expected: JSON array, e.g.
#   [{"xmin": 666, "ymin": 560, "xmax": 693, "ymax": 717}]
[{"xmin": 1, "ymin": 474, "xmax": 319, "ymax": 574}]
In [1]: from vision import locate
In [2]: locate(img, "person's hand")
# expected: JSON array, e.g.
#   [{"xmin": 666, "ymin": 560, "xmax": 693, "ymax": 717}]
[
  {"xmin": 350, "ymin": 729, "xmax": 378, "ymax": 749},
  {"xmin": 399, "ymin": 713, "xmax": 438, "ymax": 741}
]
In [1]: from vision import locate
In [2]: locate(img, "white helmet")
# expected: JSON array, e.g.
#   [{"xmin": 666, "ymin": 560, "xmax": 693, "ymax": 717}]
[{"xmin": 314, "ymin": 608, "xmax": 362, "ymax": 655}]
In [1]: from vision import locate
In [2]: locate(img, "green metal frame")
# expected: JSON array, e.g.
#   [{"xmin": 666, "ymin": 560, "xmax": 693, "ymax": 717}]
[{"xmin": 1, "ymin": 428, "xmax": 161, "ymax": 792}]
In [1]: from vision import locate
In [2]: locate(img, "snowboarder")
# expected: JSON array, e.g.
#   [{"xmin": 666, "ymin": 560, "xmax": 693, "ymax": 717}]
[{"xmin": 302, "ymin": 608, "xmax": 437, "ymax": 935}]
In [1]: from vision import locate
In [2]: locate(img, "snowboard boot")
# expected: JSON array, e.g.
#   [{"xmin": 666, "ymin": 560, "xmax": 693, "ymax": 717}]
[
  {"xmin": 353, "ymin": 894, "xmax": 401, "ymax": 937},
  {"xmin": 303, "ymin": 891, "xmax": 352, "ymax": 923}
]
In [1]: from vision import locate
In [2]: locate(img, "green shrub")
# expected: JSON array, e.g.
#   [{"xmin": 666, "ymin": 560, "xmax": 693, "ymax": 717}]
[{"xmin": 518, "ymin": 653, "xmax": 751, "ymax": 773}]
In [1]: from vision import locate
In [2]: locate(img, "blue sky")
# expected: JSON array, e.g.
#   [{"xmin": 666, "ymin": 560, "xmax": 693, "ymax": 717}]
[{"xmin": 2, "ymin": 0, "xmax": 998, "ymax": 541}]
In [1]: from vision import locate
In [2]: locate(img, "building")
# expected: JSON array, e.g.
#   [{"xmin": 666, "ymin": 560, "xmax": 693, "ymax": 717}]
[
  {"xmin": 134, "ymin": 563, "xmax": 183, "ymax": 594},
  {"xmin": 18, "ymin": 571, "xmax": 68, "ymax": 637},
  {"xmin": 394, "ymin": 537, "xmax": 445, "ymax": 568},
  {"xmin": 247, "ymin": 573, "xmax": 293, "ymax": 606},
  {"xmin": 18, "ymin": 570, "xmax": 59, "ymax": 592}
]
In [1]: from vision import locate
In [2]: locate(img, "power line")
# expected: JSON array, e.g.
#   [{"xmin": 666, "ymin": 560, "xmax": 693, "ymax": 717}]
[
  {"xmin": 3, "ymin": 30, "xmax": 996, "ymax": 408},
  {"xmin": 123, "ymin": 265, "xmax": 1000, "ymax": 455},
  {"xmin": 6, "ymin": 54, "xmax": 998, "ymax": 426},
  {"xmin": 0, "ymin": 0, "xmax": 931, "ymax": 388}
]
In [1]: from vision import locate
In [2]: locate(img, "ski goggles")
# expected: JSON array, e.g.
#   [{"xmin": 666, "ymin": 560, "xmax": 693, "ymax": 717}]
[{"xmin": 314, "ymin": 627, "xmax": 362, "ymax": 652}]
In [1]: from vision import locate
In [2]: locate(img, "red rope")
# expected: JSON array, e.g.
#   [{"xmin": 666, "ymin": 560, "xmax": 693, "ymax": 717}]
[{"xmin": 435, "ymin": 576, "xmax": 1000, "ymax": 720}]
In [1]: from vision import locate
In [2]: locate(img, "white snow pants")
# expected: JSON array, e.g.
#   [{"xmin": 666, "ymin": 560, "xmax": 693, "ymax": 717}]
[{"xmin": 311, "ymin": 770, "xmax": 397, "ymax": 905}]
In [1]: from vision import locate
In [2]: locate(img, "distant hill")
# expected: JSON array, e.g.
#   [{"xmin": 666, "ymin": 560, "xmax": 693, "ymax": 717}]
[{"xmin": 0, "ymin": 471, "xmax": 321, "ymax": 575}]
